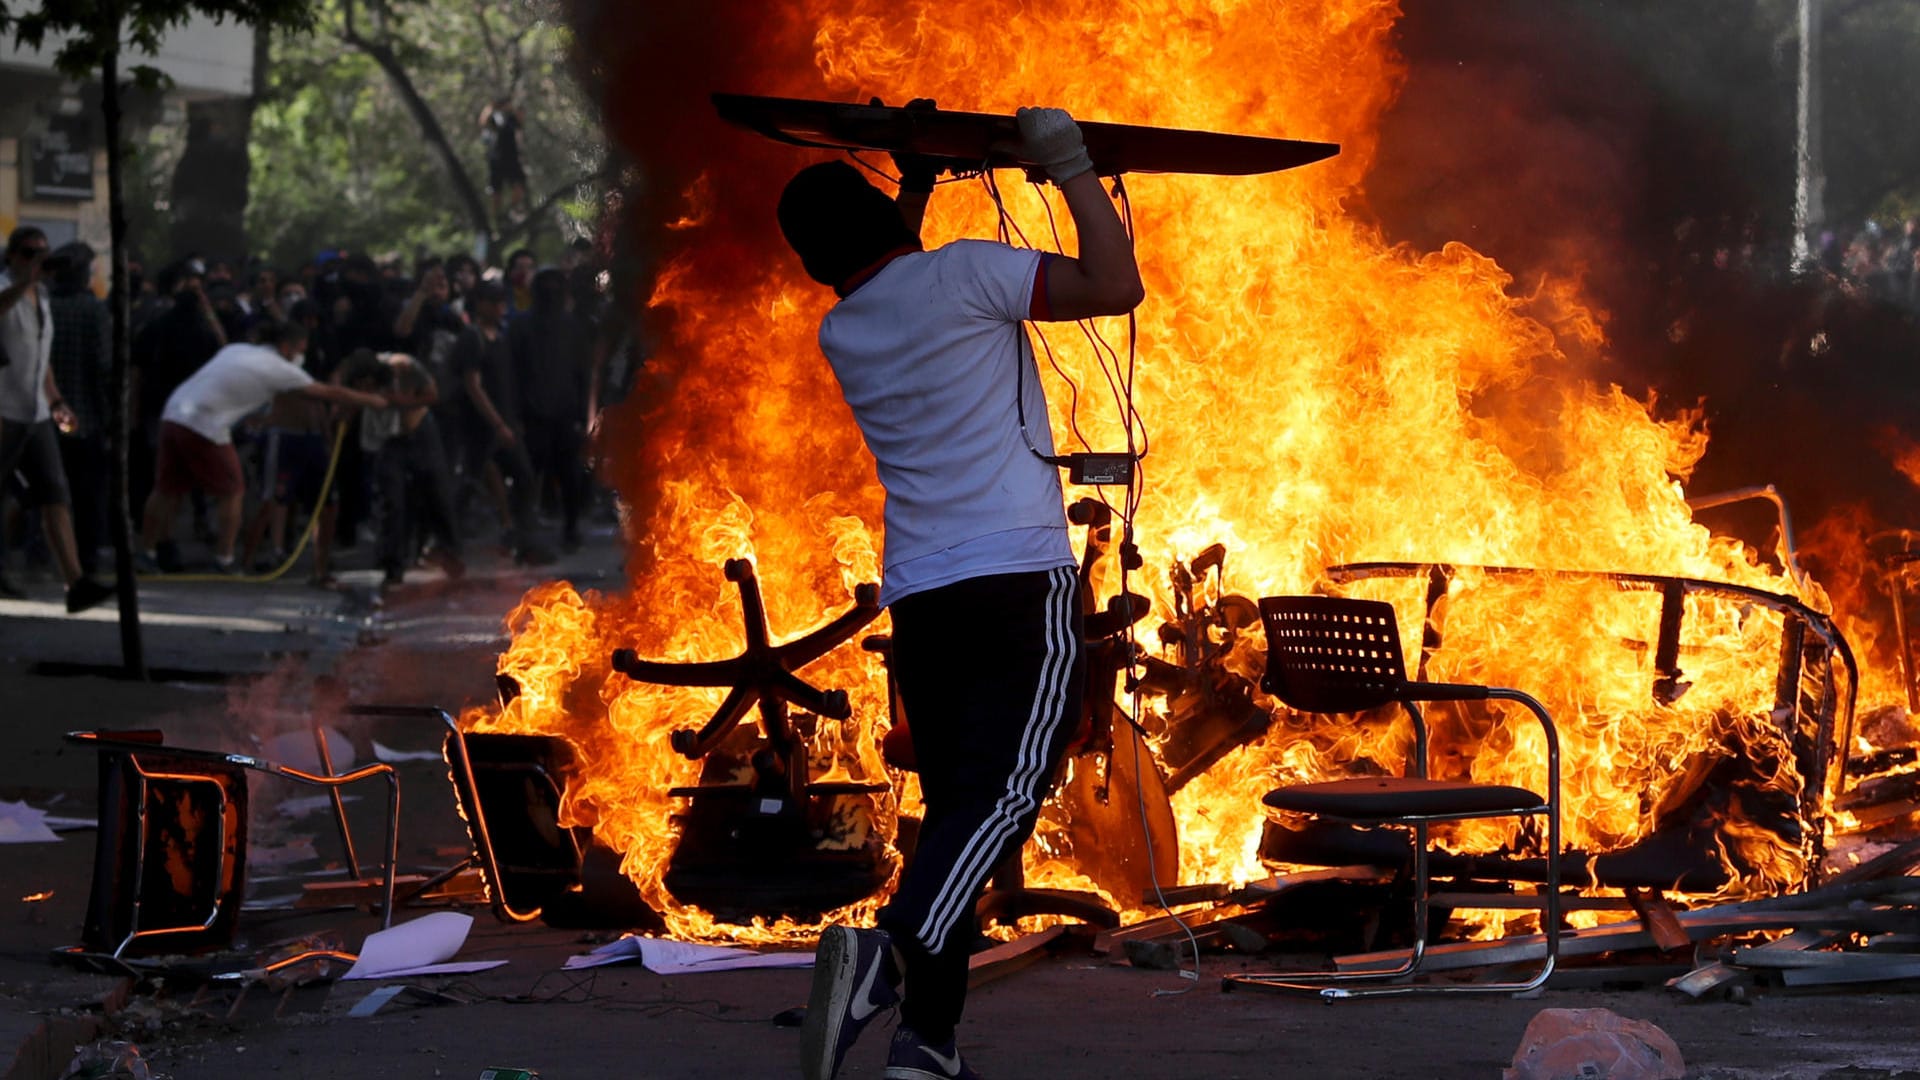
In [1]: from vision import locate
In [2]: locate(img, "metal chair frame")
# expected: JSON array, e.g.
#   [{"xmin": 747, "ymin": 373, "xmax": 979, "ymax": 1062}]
[
  {"xmin": 344, "ymin": 704, "xmax": 582, "ymax": 923},
  {"xmin": 67, "ymin": 730, "xmax": 402, "ymax": 958},
  {"xmin": 1221, "ymin": 596, "xmax": 1562, "ymax": 999}
]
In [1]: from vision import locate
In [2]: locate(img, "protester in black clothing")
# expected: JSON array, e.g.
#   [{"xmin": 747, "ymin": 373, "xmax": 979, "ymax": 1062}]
[
  {"xmin": 445, "ymin": 254, "xmax": 480, "ymax": 313},
  {"xmin": 339, "ymin": 348, "xmax": 464, "ymax": 587},
  {"xmin": 242, "ymin": 265, "xmax": 282, "ymax": 331},
  {"xmin": 207, "ymin": 279, "xmax": 248, "ymax": 343},
  {"xmin": 392, "ymin": 262, "xmax": 464, "ymax": 375},
  {"xmin": 503, "ymin": 248, "xmax": 536, "ymax": 318},
  {"xmin": 46, "ymin": 244, "xmax": 111, "ymax": 576},
  {"xmin": 329, "ymin": 253, "xmax": 395, "ymax": 357},
  {"xmin": 510, "ymin": 268, "xmax": 590, "ymax": 550},
  {"xmin": 451, "ymin": 282, "xmax": 550, "ymax": 565},
  {"xmin": 480, "ymin": 97, "xmax": 529, "ymax": 224}
]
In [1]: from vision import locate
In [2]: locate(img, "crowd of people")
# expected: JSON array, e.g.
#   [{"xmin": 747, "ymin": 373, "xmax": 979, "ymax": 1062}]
[
  {"xmin": 1816, "ymin": 217, "xmax": 1920, "ymax": 306},
  {"xmin": 0, "ymin": 227, "xmax": 632, "ymax": 605}
]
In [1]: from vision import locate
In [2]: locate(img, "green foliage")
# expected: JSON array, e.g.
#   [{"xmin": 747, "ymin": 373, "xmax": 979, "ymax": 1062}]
[
  {"xmin": 246, "ymin": 0, "xmax": 602, "ymax": 269},
  {"xmin": 1823, "ymin": 0, "xmax": 1920, "ymax": 227},
  {"xmin": 0, "ymin": 0, "xmax": 312, "ymax": 79}
]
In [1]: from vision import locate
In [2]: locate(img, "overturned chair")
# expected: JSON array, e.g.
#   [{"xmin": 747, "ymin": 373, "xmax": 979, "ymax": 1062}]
[
  {"xmin": 1222, "ymin": 595, "xmax": 1562, "ymax": 999},
  {"xmin": 63, "ymin": 729, "xmax": 400, "ymax": 961}
]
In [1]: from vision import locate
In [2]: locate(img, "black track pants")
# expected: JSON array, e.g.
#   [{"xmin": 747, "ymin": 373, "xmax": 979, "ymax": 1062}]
[{"xmin": 877, "ymin": 565, "xmax": 1084, "ymax": 1044}]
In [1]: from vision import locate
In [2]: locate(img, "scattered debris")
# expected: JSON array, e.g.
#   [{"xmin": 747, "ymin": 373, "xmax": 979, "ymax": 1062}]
[
  {"xmin": 1503, "ymin": 1008, "xmax": 1684, "ymax": 1080},
  {"xmin": 60, "ymin": 1040, "xmax": 151, "ymax": 1080}
]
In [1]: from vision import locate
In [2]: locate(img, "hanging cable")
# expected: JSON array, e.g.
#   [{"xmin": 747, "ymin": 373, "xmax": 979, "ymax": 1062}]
[{"xmin": 982, "ymin": 165, "xmax": 1196, "ymax": 991}]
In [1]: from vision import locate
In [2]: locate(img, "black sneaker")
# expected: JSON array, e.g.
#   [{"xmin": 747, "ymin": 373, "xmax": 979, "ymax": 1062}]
[
  {"xmin": 884, "ymin": 1028, "xmax": 981, "ymax": 1080},
  {"xmin": 65, "ymin": 576, "xmax": 115, "ymax": 614},
  {"xmin": 0, "ymin": 573, "xmax": 23, "ymax": 599},
  {"xmin": 800, "ymin": 926, "xmax": 899, "ymax": 1080}
]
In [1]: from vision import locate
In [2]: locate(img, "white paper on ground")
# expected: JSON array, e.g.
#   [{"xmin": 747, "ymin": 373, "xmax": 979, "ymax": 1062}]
[
  {"xmin": 563, "ymin": 935, "xmax": 814, "ymax": 973},
  {"xmin": 343, "ymin": 912, "xmax": 507, "ymax": 980},
  {"xmin": 371, "ymin": 740, "xmax": 444, "ymax": 764},
  {"xmin": 0, "ymin": 800, "xmax": 61, "ymax": 844},
  {"xmin": 263, "ymin": 726, "xmax": 357, "ymax": 774}
]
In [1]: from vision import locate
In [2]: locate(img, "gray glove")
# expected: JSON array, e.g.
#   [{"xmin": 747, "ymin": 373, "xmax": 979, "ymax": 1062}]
[{"xmin": 1016, "ymin": 106, "xmax": 1094, "ymax": 183}]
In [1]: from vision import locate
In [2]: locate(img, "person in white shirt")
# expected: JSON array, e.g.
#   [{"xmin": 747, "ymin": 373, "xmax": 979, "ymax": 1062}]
[
  {"xmin": 0, "ymin": 226, "xmax": 111, "ymax": 612},
  {"xmin": 138, "ymin": 320, "xmax": 387, "ymax": 572},
  {"xmin": 785, "ymin": 107, "xmax": 1143, "ymax": 1080}
]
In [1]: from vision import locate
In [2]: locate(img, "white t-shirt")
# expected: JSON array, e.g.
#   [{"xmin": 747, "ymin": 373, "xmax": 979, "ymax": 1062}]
[
  {"xmin": 0, "ymin": 271, "xmax": 52, "ymax": 423},
  {"xmin": 162, "ymin": 343, "xmax": 314, "ymax": 444},
  {"xmin": 819, "ymin": 239, "xmax": 1073, "ymax": 604}
]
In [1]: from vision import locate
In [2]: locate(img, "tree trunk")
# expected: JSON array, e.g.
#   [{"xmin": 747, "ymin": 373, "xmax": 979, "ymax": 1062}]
[
  {"xmin": 100, "ymin": 0, "xmax": 146, "ymax": 679},
  {"xmin": 166, "ymin": 24, "xmax": 269, "ymax": 259}
]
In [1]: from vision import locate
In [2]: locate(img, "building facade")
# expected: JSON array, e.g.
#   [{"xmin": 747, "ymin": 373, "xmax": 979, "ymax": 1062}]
[{"xmin": 0, "ymin": 15, "xmax": 251, "ymax": 278}]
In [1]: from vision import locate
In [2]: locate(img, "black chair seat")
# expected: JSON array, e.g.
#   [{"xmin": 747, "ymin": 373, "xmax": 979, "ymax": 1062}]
[{"xmin": 1264, "ymin": 777, "xmax": 1543, "ymax": 819}]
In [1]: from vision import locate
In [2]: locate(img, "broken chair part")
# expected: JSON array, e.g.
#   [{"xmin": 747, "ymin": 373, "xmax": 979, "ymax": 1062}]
[
  {"xmin": 346, "ymin": 705, "xmax": 583, "ymax": 924},
  {"xmin": 63, "ymin": 729, "xmax": 401, "ymax": 960},
  {"xmin": 609, "ymin": 560, "xmax": 892, "ymax": 920}
]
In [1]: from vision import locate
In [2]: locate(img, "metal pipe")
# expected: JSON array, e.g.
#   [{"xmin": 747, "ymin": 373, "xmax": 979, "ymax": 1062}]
[
  {"xmin": 1685, "ymin": 484, "xmax": 1808, "ymax": 593},
  {"xmin": 312, "ymin": 723, "xmax": 362, "ymax": 882}
]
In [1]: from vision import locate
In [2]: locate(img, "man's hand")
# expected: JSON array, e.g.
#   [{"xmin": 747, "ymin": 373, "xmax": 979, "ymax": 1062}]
[
  {"xmin": 1016, "ymin": 106, "xmax": 1094, "ymax": 184},
  {"xmin": 874, "ymin": 97, "xmax": 943, "ymax": 193},
  {"xmin": 51, "ymin": 400, "xmax": 76, "ymax": 435}
]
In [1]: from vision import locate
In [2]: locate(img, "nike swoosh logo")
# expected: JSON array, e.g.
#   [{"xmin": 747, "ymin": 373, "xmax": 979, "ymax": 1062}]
[
  {"xmin": 848, "ymin": 953, "xmax": 886, "ymax": 1021},
  {"xmin": 922, "ymin": 1046, "xmax": 964, "ymax": 1076}
]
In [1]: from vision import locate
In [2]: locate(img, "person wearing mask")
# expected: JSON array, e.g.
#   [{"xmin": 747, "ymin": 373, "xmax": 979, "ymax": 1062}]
[
  {"xmin": 242, "ymin": 265, "xmax": 282, "ymax": 329},
  {"xmin": 444, "ymin": 253, "xmax": 480, "ymax": 318},
  {"xmin": 0, "ymin": 227, "xmax": 113, "ymax": 611},
  {"xmin": 502, "ymin": 248, "xmax": 536, "ymax": 318},
  {"xmin": 451, "ymin": 281, "xmax": 551, "ymax": 565},
  {"xmin": 785, "ymin": 107, "xmax": 1143, "ymax": 1080},
  {"xmin": 139, "ymin": 320, "xmax": 387, "ymax": 572},
  {"xmin": 393, "ymin": 261, "xmax": 465, "ymax": 380},
  {"xmin": 510, "ymin": 267, "xmax": 590, "ymax": 551}
]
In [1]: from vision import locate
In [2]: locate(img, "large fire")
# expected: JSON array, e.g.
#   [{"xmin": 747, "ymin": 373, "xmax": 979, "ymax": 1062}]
[{"xmin": 467, "ymin": 0, "xmax": 1906, "ymax": 940}]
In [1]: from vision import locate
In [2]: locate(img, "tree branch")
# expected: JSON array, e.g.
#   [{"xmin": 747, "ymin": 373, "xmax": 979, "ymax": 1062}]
[
  {"xmin": 492, "ymin": 167, "xmax": 611, "ymax": 249},
  {"xmin": 340, "ymin": 0, "xmax": 493, "ymax": 241},
  {"xmin": 471, "ymin": 0, "xmax": 505, "ymax": 92}
]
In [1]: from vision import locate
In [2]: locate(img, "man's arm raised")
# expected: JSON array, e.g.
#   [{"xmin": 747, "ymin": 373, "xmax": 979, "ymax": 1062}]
[{"xmin": 1018, "ymin": 107, "xmax": 1145, "ymax": 322}]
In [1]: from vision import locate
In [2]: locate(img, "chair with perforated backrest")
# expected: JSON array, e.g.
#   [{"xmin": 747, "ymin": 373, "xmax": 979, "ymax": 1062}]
[{"xmin": 1221, "ymin": 594, "xmax": 1562, "ymax": 999}]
